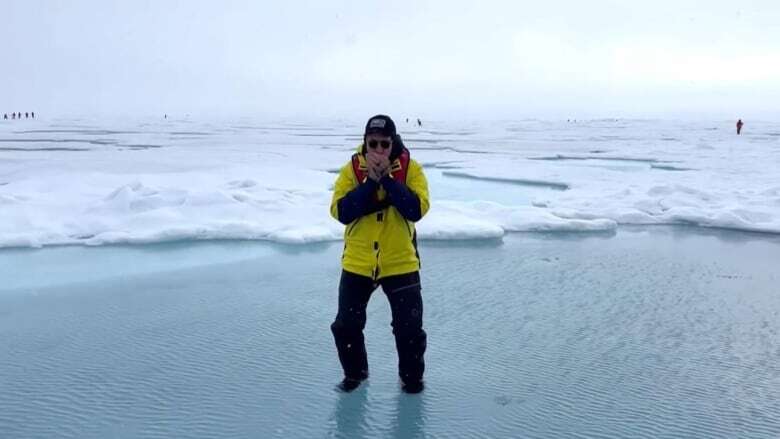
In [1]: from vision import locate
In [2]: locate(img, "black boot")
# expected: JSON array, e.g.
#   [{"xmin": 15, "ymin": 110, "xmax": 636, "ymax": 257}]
[
  {"xmin": 401, "ymin": 379, "xmax": 424, "ymax": 394},
  {"xmin": 336, "ymin": 372, "xmax": 368, "ymax": 393}
]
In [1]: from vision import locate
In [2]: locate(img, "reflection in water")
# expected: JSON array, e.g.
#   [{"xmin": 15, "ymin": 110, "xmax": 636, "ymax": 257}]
[
  {"xmin": 331, "ymin": 386, "xmax": 369, "ymax": 439},
  {"xmin": 391, "ymin": 393, "xmax": 426, "ymax": 439},
  {"xmin": 329, "ymin": 388, "xmax": 427, "ymax": 438}
]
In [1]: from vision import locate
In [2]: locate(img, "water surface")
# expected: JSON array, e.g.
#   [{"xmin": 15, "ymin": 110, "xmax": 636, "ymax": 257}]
[{"xmin": 1, "ymin": 228, "xmax": 779, "ymax": 438}]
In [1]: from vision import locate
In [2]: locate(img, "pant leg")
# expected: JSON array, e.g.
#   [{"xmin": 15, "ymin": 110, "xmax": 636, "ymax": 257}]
[
  {"xmin": 331, "ymin": 270, "xmax": 376, "ymax": 379},
  {"xmin": 380, "ymin": 271, "xmax": 427, "ymax": 383}
]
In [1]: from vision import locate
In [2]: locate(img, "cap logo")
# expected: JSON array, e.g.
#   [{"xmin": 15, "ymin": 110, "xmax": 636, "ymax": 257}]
[{"xmin": 369, "ymin": 119, "xmax": 386, "ymax": 129}]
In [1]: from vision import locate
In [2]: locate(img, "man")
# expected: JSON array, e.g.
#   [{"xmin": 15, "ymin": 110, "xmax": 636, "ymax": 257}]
[
  {"xmin": 329, "ymin": 114, "xmax": 430, "ymax": 394},
  {"xmin": 737, "ymin": 119, "xmax": 744, "ymax": 135}
]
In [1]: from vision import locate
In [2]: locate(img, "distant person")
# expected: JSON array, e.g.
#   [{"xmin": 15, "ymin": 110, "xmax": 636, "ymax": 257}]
[
  {"xmin": 25, "ymin": 112, "xmax": 29, "ymax": 119},
  {"xmin": 405, "ymin": 118, "xmax": 409, "ymax": 123},
  {"xmin": 31, "ymin": 112, "xmax": 35, "ymax": 119},
  {"xmin": 3, "ymin": 114, "xmax": 7, "ymax": 120},
  {"xmin": 11, "ymin": 113, "xmax": 16, "ymax": 120},
  {"xmin": 736, "ymin": 119, "xmax": 744, "ymax": 135},
  {"xmin": 329, "ymin": 114, "xmax": 429, "ymax": 394},
  {"xmin": 164, "ymin": 114, "xmax": 167, "ymax": 119},
  {"xmin": 416, "ymin": 118, "xmax": 422, "ymax": 127}
]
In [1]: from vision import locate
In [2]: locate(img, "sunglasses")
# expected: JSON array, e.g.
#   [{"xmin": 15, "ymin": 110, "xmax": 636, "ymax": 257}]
[{"xmin": 367, "ymin": 139, "xmax": 392, "ymax": 149}]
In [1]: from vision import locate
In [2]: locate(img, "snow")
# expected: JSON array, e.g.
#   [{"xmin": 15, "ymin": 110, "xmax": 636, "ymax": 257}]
[{"xmin": 1, "ymin": 117, "xmax": 779, "ymax": 248}]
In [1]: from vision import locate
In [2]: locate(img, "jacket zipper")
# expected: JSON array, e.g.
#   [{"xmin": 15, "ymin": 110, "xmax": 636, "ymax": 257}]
[{"xmin": 372, "ymin": 241, "xmax": 380, "ymax": 280}]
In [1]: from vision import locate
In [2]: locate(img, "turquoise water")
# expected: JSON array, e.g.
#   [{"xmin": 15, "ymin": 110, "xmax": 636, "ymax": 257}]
[{"xmin": 1, "ymin": 228, "xmax": 779, "ymax": 438}]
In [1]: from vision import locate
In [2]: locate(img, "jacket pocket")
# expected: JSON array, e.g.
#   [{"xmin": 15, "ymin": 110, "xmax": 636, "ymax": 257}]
[
  {"xmin": 403, "ymin": 219, "xmax": 413, "ymax": 238},
  {"xmin": 346, "ymin": 217, "xmax": 362, "ymax": 237}
]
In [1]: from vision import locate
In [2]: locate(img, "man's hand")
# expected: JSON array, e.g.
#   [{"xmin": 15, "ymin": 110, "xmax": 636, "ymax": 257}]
[
  {"xmin": 367, "ymin": 164, "xmax": 382, "ymax": 182},
  {"xmin": 366, "ymin": 153, "xmax": 382, "ymax": 181},
  {"xmin": 366, "ymin": 152, "xmax": 391, "ymax": 181}
]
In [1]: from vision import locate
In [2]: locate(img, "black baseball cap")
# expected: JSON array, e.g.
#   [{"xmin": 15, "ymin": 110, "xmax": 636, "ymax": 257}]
[{"xmin": 364, "ymin": 115, "xmax": 397, "ymax": 138}]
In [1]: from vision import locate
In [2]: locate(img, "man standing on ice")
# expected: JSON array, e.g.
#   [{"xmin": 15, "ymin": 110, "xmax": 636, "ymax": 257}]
[
  {"xmin": 736, "ymin": 119, "xmax": 744, "ymax": 135},
  {"xmin": 329, "ymin": 114, "xmax": 430, "ymax": 394}
]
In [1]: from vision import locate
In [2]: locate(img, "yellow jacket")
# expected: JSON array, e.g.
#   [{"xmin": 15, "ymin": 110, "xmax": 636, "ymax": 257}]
[{"xmin": 330, "ymin": 146, "xmax": 430, "ymax": 280}]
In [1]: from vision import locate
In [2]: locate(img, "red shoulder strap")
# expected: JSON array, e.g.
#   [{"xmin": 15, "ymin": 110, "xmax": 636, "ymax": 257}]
[
  {"xmin": 352, "ymin": 150, "xmax": 410, "ymax": 184},
  {"xmin": 351, "ymin": 153, "xmax": 367, "ymax": 183},
  {"xmin": 391, "ymin": 149, "xmax": 410, "ymax": 183}
]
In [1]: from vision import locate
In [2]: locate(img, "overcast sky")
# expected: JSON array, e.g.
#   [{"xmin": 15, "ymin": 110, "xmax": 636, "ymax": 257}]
[{"xmin": 1, "ymin": 0, "xmax": 779, "ymax": 119}]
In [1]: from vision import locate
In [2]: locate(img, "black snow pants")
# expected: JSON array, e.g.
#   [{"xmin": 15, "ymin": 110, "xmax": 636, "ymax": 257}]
[{"xmin": 330, "ymin": 270, "xmax": 427, "ymax": 384}]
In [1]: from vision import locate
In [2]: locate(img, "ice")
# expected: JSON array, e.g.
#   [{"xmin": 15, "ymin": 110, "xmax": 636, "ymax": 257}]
[
  {"xmin": 1, "ymin": 117, "xmax": 780, "ymax": 248},
  {"xmin": 421, "ymin": 201, "xmax": 616, "ymax": 239}
]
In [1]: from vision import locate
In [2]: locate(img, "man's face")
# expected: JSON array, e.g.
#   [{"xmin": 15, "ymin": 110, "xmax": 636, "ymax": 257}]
[{"xmin": 365, "ymin": 133, "xmax": 393, "ymax": 159}]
